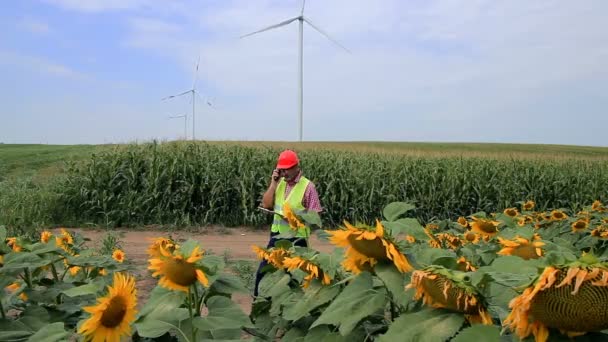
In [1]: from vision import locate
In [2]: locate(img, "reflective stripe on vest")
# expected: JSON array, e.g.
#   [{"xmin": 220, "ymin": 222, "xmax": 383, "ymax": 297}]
[{"xmin": 271, "ymin": 176, "xmax": 311, "ymax": 238}]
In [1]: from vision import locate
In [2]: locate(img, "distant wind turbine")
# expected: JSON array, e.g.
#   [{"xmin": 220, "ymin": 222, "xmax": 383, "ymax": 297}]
[
  {"xmin": 240, "ymin": 0, "xmax": 350, "ymax": 142},
  {"xmin": 162, "ymin": 56, "xmax": 212, "ymax": 140},
  {"xmin": 168, "ymin": 114, "xmax": 188, "ymax": 140}
]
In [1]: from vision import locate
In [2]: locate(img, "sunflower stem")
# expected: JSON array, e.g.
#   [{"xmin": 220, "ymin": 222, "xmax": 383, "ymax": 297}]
[
  {"xmin": 188, "ymin": 287, "xmax": 197, "ymax": 342},
  {"xmin": 193, "ymin": 284, "xmax": 201, "ymax": 316},
  {"xmin": 0, "ymin": 301, "xmax": 6, "ymax": 320},
  {"xmin": 23, "ymin": 268, "xmax": 33, "ymax": 288},
  {"xmin": 50, "ymin": 263, "xmax": 59, "ymax": 282}
]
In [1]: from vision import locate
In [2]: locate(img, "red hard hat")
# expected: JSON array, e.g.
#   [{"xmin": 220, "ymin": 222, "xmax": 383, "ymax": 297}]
[{"xmin": 276, "ymin": 149, "xmax": 299, "ymax": 169}]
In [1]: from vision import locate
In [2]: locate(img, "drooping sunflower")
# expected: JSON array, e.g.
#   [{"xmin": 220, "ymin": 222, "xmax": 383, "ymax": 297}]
[
  {"xmin": 571, "ymin": 219, "xmax": 589, "ymax": 233},
  {"xmin": 469, "ymin": 217, "xmax": 500, "ymax": 239},
  {"xmin": 425, "ymin": 223, "xmax": 440, "ymax": 231},
  {"xmin": 282, "ymin": 203, "xmax": 306, "ymax": 230},
  {"xmin": 591, "ymin": 226, "xmax": 608, "ymax": 239},
  {"xmin": 112, "ymin": 250, "xmax": 125, "ymax": 263},
  {"xmin": 435, "ymin": 233, "xmax": 464, "ymax": 250},
  {"xmin": 503, "ymin": 256, "xmax": 608, "ymax": 342},
  {"xmin": 522, "ymin": 200, "xmax": 536, "ymax": 211},
  {"xmin": 6, "ymin": 237, "xmax": 22, "ymax": 252},
  {"xmin": 406, "ymin": 266, "xmax": 492, "ymax": 325},
  {"xmin": 504, "ymin": 207, "xmax": 519, "ymax": 218},
  {"xmin": 457, "ymin": 217, "xmax": 469, "ymax": 228},
  {"xmin": 148, "ymin": 244, "xmax": 209, "ymax": 292},
  {"xmin": 40, "ymin": 231, "xmax": 53, "ymax": 243},
  {"xmin": 497, "ymin": 235, "xmax": 545, "ymax": 260},
  {"xmin": 78, "ymin": 272, "xmax": 137, "ymax": 342},
  {"xmin": 146, "ymin": 237, "xmax": 177, "ymax": 258},
  {"xmin": 591, "ymin": 200, "xmax": 604, "ymax": 212},
  {"xmin": 283, "ymin": 255, "xmax": 331, "ymax": 288},
  {"xmin": 456, "ymin": 256, "xmax": 477, "ymax": 272},
  {"xmin": 550, "ymin": 210, "xmax": 568, "ymax": 221},
  {"xmin": 252, "ymin": 245, "xmax": 291, "ymax": 269},
  {"xmin": 326, "ymin": 220, "xmax": 413, "ymax": 274}
]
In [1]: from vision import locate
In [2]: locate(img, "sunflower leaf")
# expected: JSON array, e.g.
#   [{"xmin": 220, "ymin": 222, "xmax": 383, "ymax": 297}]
[
  {"xmin": 384, "ymin": 218, "xmax": 427, "ymax": 241},
  {"xmin": 282, "ymin": 281, "xmax": 341, "ymax": 321},
  {"xmin": 209, "ymin": 273, "xmax": 249, "ymax": 295},
  {"xmin": 25, "ymin": 323, "xmax": 70, "ymax": 342},
  {"xmin": 451, "ymin": 324, "xmax": 500, "ymax": 342},
  {"xmin": 383, "ymin": 202, "xmax": 416, "ymax": 222},
  {"xmin": 61, "ymin": 283, "xmax": 100, "ymax": 297},
  {"xmin": 374, "ymin": 263, "xmax": 408, "ymax": 307},
  {"xmin": 310, "ymin": 272, "xmax": 387, "ymax": 336},
  {"xmin": 377, "ymin": 308, "xmax": 465, "ymax": 342},
  {"xmin": 0, "ymin": 252, "xmax": 51, "ymax": 272},
  {"xmin": 0, "ymin": 225, "xmax": 6, "ymax": 242},
  {"xmin": 193, "ymin": 296, "xmax": 254, "ymax": 331}
]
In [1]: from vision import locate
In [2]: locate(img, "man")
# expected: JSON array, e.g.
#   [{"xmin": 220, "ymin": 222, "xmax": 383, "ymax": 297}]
[{"xmin": 253, "ymin": 149, "xmax": 322, "ymax": 297}]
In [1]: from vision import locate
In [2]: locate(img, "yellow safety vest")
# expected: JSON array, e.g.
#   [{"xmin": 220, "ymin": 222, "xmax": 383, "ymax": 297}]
[{"xmin": 271, "ymin": 176, "xmax": 310, "ymax": 238}]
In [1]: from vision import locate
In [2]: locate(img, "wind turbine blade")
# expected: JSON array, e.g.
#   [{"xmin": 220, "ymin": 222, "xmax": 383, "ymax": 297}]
[
  {"xmin": 192, "ymin": 55, "xmax": 200, "ymax": 90},
  {"xmin": 161, "ymin": 90, "xmax": 192, "ymax": 101},
  {"xmin": 300, "ymin": 0, "xmax": 306, "ymax": 15},
  {"xmin": 239, "ymin": 17, "xmax": 299, "ymax": 39},
  {"xmin": 303, "ymin": 18, "xmax": 351, "ymax": 53}
]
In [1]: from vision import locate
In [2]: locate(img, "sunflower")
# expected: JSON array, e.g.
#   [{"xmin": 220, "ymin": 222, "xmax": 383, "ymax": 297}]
[
  {"xmin": 41, "ymin": 231, "xmax": 53, "ymax": 243},
  {"xmin": 326, "ymin": 220, "xmax": 413, "ymax": 274},
  {"xmin": 112, "ymin": 250, "xmax": 125, "ymax": 263},
  {"xmin": 503, "ymin": 257, "xmax": 608, "ymax": 342},
  {"xmin": 283, "ymin": 255, "xmax": 331, "ymax": 288},
  {"xmin": 78, "ymin": 272, "xmax": 137, "ymax": 342},
  {"xmin": 591, "ymin": 226, "xmax": 608, "ymax": 239},
  {"xmin": 404, "ymin": 235, "xmax": 416, "ymax": 244},
  {"xmin": 571, "ymin": 220, "xmax": 589, "ymax": 233},
  {"xmin": 463, "ymin": 231, "xmax": 480, "ymax": 244},
  {"xmin": 435, "ymin": 233, "xmax": 463, "ymax": 250},
  {"xmin": 517, "ymin": 215, "xmax": 534, "ymax": 227},
  {"xmin": 6, "ymin": 237, "xmax": 22, "ymax": 252},
  {"xmin": 0, "ymin": 254, "xmax": 3, "ymax": 266},
  {"xmin": 497, "ymin": 235, "xmax": 544, "ymax": 260},
  {"xmin": 252, "ymin": 245, "xmax": 291, "ymax": 269},
  {"xmin": 406, "ymin": 266, "xmax": 492, "ymax": 325},
  {"xmin": 469, "ymin": 217, "xmax": 500, "ymax": 239},
  {"xmin": 522, "ymin": 200, "xmax": 536, "ymax": 211},
  {"xmin": 457, "ymin": 217, "xmax": 468, "ymax": 228},
  {"xmin": 69, "ymin": 266, "xmax": 82, "ymax": 276},
  {"xmin": 283, "ymin": 203, "xmax": 306, "ymax": 230},
  {"xmin": 5, "ymin": 282, "xmax": 27, "ymax": 301},
  {"xmin": 56, "ymin": 229, "xmax": 74, "ymax": 252},
  {"xmin": 146, "ymin": 237, "xmax": 177, "ymax": 258},
  {"xmin": 456, "ymin": 256, "xmax": 476, "ymax": 272},
  {"xmin": 550, "ymin": 210, "xmax": 568, "ymax": 221},
  {"xmin": 425, "ymin": 223, "xmax": 439, "ymax": 231},
  {"xmin": 504, "ymin": 207, "xmax": 519, "ymax": 218},
  {"xmin": 148, "ymin": 244, "xmax": 209, "ymax": 292},
  {"xmin": 591, "ymin": 200, "xmax": 604, "ymax": 212}
]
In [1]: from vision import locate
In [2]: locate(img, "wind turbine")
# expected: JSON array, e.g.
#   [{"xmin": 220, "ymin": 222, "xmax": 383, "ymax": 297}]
[
  {"xmin": 162, "ymin": 56, "xmax": 211, "ymax": 140},
  {"xmin": 240, "ymin": 0, "xmax": 350, "ymax": 142},
  {"xmin": 168, "ymin": 114, "xmax": 188, "ymax": 140}
]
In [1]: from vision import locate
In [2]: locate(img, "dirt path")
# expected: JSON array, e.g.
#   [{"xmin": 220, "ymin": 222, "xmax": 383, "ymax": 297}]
[{"xmin": 67, "ymin": 227, "xmax": 335, "ymax": 314}]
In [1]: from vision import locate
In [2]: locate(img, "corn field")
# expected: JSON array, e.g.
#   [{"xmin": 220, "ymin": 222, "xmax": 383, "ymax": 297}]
[{"xmin": 53, "ymin": 141, "xmax": 608, "ymax": 228}]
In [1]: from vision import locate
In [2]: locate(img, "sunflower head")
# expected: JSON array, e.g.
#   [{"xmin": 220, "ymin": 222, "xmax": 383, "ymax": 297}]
[
  {"xmin": 504, "ymin": 207, "xmax": 519, "ymax": 218},
  {"xmin": 283, "ymin": 255, "xmax": 331, "ymax": 288},
  {"xmin": 457, "ymin": 217, "xmax": 469, "ymax": 228},
  {"xmin": 517, "ymin": 215, "xmax": 534, "ymax": 227},
  {"xmin": 40, "ymin": 231, "xmax": 53, "ymax": 243},
  {"xmin": 148, "ymin": 240, "xmax": 209, "ymax": 292},
  {"xmin": 283, "ymin": 202, "xmax": 306, "ymax": 230},
  {"xmin": 5, "ymin": 282, "xmax": 27, "ymax": 301},
  {"xmin": 326, "ymin": 220, "xmax": 413, "ymax": 274},
  {"xmin": 435, "ymin": 233, "xmax": 464, "ymax": 250},
  {"xmin": 425, "ymin": 223, "xmax": 440, "ymax": 231},
  {"xmin": 591, "ymin": 200, "xmax": 604, "ymax": 212},
  {"xmin": 252, "ymin": 245, "xmax": 291, "ymax": 269},
  {"xmin": 550, "ymin": 210, "xmax": 568, "ymax": 221},
  {"xmin": 6, "ymin": 237, "xmax": 22, "ymax": 252},
  {"xmin": 497, "ymin": 235, "xmax": 545, "ymax": 260},
  {"xmin": 591, "ymin": 226, "xmax": 608, "ymax": 239},
  {"xmin": 469, "ymin": 217, "xmax": 500, "ymax": 238},
  {"xmin": 456, "ymin": 256, "xmax": 477, "ymax": 272},
  {"xmin": 78, "ymin": 272, "xmax": 137, "ymax": 342},
  {"xmin": 571, "ymin": 220, "xmax": 589, "ymax": 233},
  {"xmin": 406, "ymin": 266, "xmax": 492, "ymax": 325},
  {"xmin": 463, "ymin": 231, "xmax": 480, "ymax": 244},
  {"xmin": 147, "ymin": 237, "xmax": 177, "ymax": 258},
  {"xmin": 522, "ymin": 200, "xmax": 536, "ymax": 211},
  {"xmin": 112, "ymin": 250, "xmax": 125, "ymax": 263},
  {"xmin": 504, "ymin": 258, "xmax": 608, "ymax": 341}
]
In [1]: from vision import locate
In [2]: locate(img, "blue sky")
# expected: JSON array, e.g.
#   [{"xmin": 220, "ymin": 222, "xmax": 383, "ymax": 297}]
[{"xmin": 1, "ymin": 0, "xmax": 607, "ymax": 146}]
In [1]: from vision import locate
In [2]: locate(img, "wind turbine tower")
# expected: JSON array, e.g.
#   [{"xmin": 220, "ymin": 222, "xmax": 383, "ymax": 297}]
[{"xmin": 240, "ymin": 0, "xmax": 350, "ymax": 142}]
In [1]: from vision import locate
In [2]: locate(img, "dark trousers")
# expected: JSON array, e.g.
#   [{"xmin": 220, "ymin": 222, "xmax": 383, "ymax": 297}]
[{"xmin": 253, "ymin": 231, "xmax": 308, "ymax": 297}]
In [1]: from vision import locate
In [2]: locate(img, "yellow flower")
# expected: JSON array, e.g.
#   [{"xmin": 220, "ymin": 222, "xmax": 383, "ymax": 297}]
[
  {"xmin": 571, "ymin": 220, "xmax": 589, "ymax": 233},
  {"xmin": 41, "ymin": 231, "xmax": 53, "ymax": 243},
  {"xmin": 78, "ymin": 272, "xmax": 137, "ymax": 342},
  {"xmin": 404, "ymin": 235, "xmax": 416, "ymax": 244},
  {"xmin": 550, "ymin": 210, "xmax": 568, "ymax": 221},
  {"xmin": 406, "ymin": 267, "xmax": 492, "ymax": 325},
  {"xmin": 425, "ymin": 223, "xmax": 439, "ymax": 231},
  {"xmin": 283, "ymin": 255, "xmax": 331, "ymax": 288},
  {"xmin": 112, "ymin": 250, "xmax": 125, "ymax": 263},
  {"xmin": 6, "ymin": 237, "xmax": 22, "ymax": 252},
  {"xmin": 591, "ymin": 200, "xmax": 604, "ymax": 212},
  {"xmin": 463, "ymin": 231, "xmax": 480, "ymax": 244},
  {"xmin": 457, "ymin": 217, "xmax": 468, "ymax": 228},
  {"xmin": 148, "ymin": 245, "xmax": 209, "ymax": 292},
  {"xmin": 456, "ymin": 256, "xmax": 476, "ymax": 272},
  {"xmin": 522, "ymin": 200, "xmax": 536, "ymax": 211},
  {"xmin": 435, "ymin": 233, "xmax": 463, "ymax": 250},
  {"xmin": 326, "ymin": 220, "xmax": 413, "ymax": 274},
  {"xmin": 283, "ymin": 203, "xmax": 306, "ymax": 230},
  {"xmin": 503, "ymin": 207, "xmax": 519, "ymax": 218},
  {"xmin": 504, "ymin": 264, "xmax": 608, "ymax": 342},
  {"xmin": 99, "ymin": 268, "xmax": 108, "ymax": 276},
  {"xmin": 497, "ymin": 235, "xmax": 545, "ymax": 260},
  {"xmin": 69, "ymin": 266, "xmax": 81, "ymax": 276},
  {"xmin": 517, "ymin": 215, "xmax": 534, "ymax": 227},
  {"xmin": 591, "ymin": 226, "xmax": 608, "ymax": 238},
  {"xmin": 56, "ymin": 229, "xmax": 74, "ymax": 252},
  {"xmin": 5, "ymin": 282, "xmax": 27, "ymax": 301},
  {"xmin": 252, "ymin": 245, "xmax": 291, "ymax": 269},
  {"xmin": 147, "ymin": 237, "xmax": 176, "ymax": 258},
  {"xmin": 469, "ymin": 217, "xmax": 500, "ymax": 239}
]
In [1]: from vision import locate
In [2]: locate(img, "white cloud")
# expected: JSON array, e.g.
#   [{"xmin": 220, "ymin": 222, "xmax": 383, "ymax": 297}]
[{"xmin": 0, "ymin": 50, "xmax": 89, "ymax": 80}]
